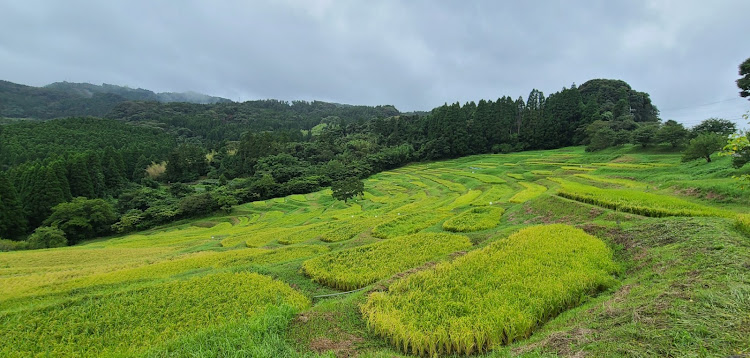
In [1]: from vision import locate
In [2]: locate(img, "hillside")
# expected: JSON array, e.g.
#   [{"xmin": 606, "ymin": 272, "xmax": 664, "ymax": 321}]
[
  {"xmin": 0, "ymin": 80, "xmax": 230, "ymax": 119},
  {"xmin": 1, "ymin": 146, "xmax": 748, "ymax": 357}
]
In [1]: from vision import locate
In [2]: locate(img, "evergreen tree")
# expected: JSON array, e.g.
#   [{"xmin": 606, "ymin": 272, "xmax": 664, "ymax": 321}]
[
  {"xmin": 0, "ymin": 172, "xmax": 27, "ymax": 239},
  {"xmin": 68, "ymin": 155, "xmax": 95, "ymax": 198}
]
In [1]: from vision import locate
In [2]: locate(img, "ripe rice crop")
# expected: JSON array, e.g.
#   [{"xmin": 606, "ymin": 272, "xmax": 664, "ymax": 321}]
[
  {"xmin": 371, "ymin": 211, "xmax": 450, "ymax": 239},
  {"xmin": 555, "ymin": 180, "xmax": 730, "ymax": 217},
  {"xmin": 470, "ymin": 185, "xmax": 515, "ymax": 206},
  {"xmin": 361, "ymin": 224, "xmax": 618, "ymax": 356},
  {"xmin": 0, "ymin": 272, "xmax": 309, "ymax": 357},
  {"xmin": 320, "ymin": 218, "xmax": 379, "ymax": 242},
  {"xmin": 573, "ymin": 174, "xmax": 645, "ymax": 188},
  {"xmin": 289, "ymin": 194, "xmax": 307, "ymax": 202},
  {"xmin": 302, "ymin": 233, "xmax": 471, "ymax": 290},
  {"xmin": 442, "ymin": 207, "xmax": 505, "ymax": 232},
  {"xmin": 277, "ymin": 223, "xmax": 331, "ymax": 245},
  {"xmin": 509, "ymin": 182, "xmax": 547, "ymax": 203},
  {"xmin": 506, "ymin": 173, "xmax": 524, "ymax": 180},
  {"xmin": 503, "ymin": 163, "xmax": 518, "ymax": 166},
  {"xmin": 530, "ymin": 170, "xmax": 554, "ymax": 175},
  {"xmin": 447, "ymin": 190, "xmax": 483, "ymax": 209}
]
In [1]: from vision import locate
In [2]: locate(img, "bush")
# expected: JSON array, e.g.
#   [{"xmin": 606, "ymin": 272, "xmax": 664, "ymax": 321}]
[
  {"xmin": 178, "ymin": 193, "xmax": 221, "ymax": 217},
  {"xmin": 0, "ymin": 238, "xmax": 30, "ymax": 251},
  {"xmin": 27, "ymin": 226, "xmax": 68, "ymax": 249}
]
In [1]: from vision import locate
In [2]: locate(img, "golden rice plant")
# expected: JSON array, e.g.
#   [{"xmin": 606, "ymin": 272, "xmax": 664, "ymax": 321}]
[
  {"xmin": 446, "ymin": 190, "xmax": 483, "ymax": 209},
  {"xmin": 320, "ymin": 217, "xmax": 379, "ymax": 242},
  {"xmin": 442, "ymin": 207, "xmax": 505, "ymax": 232},
  {"xmin": 361, "ymin": 224, "xmax": 618, "ymax": 356},
  {"xmin": 530, "ymin": 170, "xmax": 554, "ymax": 175},
  {"xmin": 302, "ymin": 233, "xmax": 471, "ymax": 290},
  {"xmin": 470, "ymin": 185, "xmax": 515, "ymax": 206},
  {"xmin": 573, "ymin": 174, "xmax": 645, "ymax": 188},
  {"xmin": 509, "ymin": 182, "xmax": 547, "ymax": 203},
  {"xmin": 420, "ymin": 174, "xmax": 467, "ymax": 192},
  {"xmin": 371, "ymin": 211, "xmax": 450, "ymax": 239},
  {"xmin": 0, "ymin": 272, "xmax": 308, "ymax": 357},
  {"xmin": 506, "ymin": 173, "xmax": 524, "ymax": 180},
  {"xmin": 555, "ymin": 179, "xmax": 730, "ymax": 217},
  {"xmin": 453, "ymin": 172, "xmax": 506, "ymax": 184}
]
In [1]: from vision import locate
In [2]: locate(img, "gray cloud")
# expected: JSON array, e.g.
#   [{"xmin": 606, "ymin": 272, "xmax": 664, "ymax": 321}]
[{"xmin": 1, "ymin": 0, "xmax": 748, "ymax": 128}]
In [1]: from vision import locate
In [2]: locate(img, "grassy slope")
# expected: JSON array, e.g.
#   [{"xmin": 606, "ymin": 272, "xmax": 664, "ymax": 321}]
[{"xmin": 1, "ymin": 145, "xmax": 749, "ymax": 357}]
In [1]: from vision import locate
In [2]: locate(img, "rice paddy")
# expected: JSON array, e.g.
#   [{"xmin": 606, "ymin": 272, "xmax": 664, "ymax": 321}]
[
  {"xmin": 361, "ymin": 224, "xmax": 618, "ymax": 356},
  {"xmin": 3, "ymin": 145, "xmax": 748, "ymax": 357}
]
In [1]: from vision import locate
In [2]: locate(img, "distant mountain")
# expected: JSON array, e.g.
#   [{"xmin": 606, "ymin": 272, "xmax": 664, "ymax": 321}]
[{"xmin": 0, "ymin": 80, "xmax": 231, "ymax": 119}]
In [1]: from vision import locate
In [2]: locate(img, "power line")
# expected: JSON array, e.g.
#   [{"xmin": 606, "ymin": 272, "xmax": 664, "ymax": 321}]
[{"xmin": 659, "ymin": 97, "xmax": 743, "ymax": 112}]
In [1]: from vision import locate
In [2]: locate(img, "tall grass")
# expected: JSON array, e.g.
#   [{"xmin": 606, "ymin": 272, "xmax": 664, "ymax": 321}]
[
  {"xmin": 361, "ymin": 224, "xmax": 618, "ymax": 356},
  {"xmin": 303, "ymin": 233, "xmax": 471, "ymax": 290}
]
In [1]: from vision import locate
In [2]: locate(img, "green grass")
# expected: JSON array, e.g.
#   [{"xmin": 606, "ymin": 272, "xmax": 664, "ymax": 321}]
[
  {"xmin": 302, "ymin": 233, "xmax": 471, "ymax": 291},
  {"xmin": 509, "ymin": 182, "xmax": 547, "ymax": 203},
  {"xmin": 361, "ymin": 224, "xmax": 618, "ymax": 356},
  {"xmin": 443, "ymin": 207, "xmax": 505, "ymax": 232}
]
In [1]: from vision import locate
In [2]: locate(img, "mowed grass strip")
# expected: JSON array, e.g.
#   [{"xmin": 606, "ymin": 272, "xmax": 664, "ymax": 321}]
[
  {"xmin": 509, "ymin": 182, "xmax": 547, "ymax": 203},
  {"xmin": 361, "ymin": 224, "xmax": 618, "ymax": 356},
  {"xmin": 443, "ymin": 207, "xmax": 505, "ymax": 232},
  {"xmin": 0, "ymin": 272, "xmax": 309, "ymax": 357},
  {"xmin": 302, "ymin": 233, "xmax": 471, "ymax": 291},
  {"xmin": 371, "ymin": 211, "xmax": 450, "ymax": 239},
  {"xmin": 555, "ymin": 179, "xmax": 730, "ymax": 218}
]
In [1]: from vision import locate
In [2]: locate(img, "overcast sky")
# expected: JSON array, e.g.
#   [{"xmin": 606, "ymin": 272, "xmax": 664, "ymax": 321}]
[{"xmin": 1, "ymin": 0, "xmax": 748, "ymax": 128}]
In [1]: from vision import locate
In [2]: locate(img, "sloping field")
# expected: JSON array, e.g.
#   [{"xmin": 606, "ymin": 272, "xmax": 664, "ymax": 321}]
[{"xmin": 2, "ymin": 145, "xmax": 748, "ymax": 357}]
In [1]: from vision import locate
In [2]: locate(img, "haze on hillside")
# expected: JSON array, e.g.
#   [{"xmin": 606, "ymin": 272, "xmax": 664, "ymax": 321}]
[{"xmin": 0, "ymin": 0, "xmax": 748, "ymax": 128}]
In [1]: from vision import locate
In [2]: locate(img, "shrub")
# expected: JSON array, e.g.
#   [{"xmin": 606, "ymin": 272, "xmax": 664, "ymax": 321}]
[
  {"xmin": 0, "ymin": 238, "xmax": 30, "ymax": 251},
  {"xmin": 361, "ymin": 224, "xmax": 618, "ymax": 356},
  {"xmin": 26, "ymin": 226, "xmax": 68, "ymax": 249}
]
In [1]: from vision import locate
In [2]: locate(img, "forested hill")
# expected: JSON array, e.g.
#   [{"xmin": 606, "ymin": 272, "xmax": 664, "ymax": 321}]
[
  {"xmin": 0, "ymin": 80, "xmax": 231, "ymax": 119},
  {"xmin": 1, "ymin": 78, "xmax": 683, "ymax": 247}
]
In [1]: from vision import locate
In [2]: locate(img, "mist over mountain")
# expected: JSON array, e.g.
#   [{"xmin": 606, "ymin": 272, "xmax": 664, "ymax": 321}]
[{"xmin": 0, "ymin": 80, "xmax": 231, "ymax": 119}]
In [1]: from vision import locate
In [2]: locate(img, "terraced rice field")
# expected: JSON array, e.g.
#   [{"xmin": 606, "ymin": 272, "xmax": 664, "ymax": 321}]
[{"xmin": 2, "ymin": 146, "xmax": 749, "ymax": 357}]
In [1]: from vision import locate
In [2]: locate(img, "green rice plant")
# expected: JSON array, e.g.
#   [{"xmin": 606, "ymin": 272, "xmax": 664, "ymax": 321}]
[
  {"xmin": 288, "ymin": 194, "xmax": 307, "ymax": 202},
  {"xmin": 561, "ymin": 166, "xmax": 596, "ymax": 172},
  {"xmin": 453, "ymin": 172, "xmax": 506, "ymax": 184},
  {"xmin": 421, "ymin": 174, "xmax": 467, "ymax": 192},
  {"xmin": 446, "ymin": 189, "xmax": 483, "ymax": 210},
  {"xmin": 271, "ymin": 197, "xmax": 285, "ymax": 203},
  {"xmin": 277, "ymin": 223, "xmax": 331, "ymax": 245},
  {"xmin": 555, "ymin": 179, "xmax": 731, "ymax": 217},
  {"xmin": 531, "ymin": 170, "xmax": 554, "ymax": 175},
  {"xmin": 592, "ymin": 162, "xmax": 652, "ymax": 169},
  {"xmin": 509, "ymin": 182, "xmax": 547, "ymax": 203},
  {"xmin": 503, "ymin": 163, "xmax": 518, "ymax": 166},
  {"xmin": 371, "ymin": 211, "xmax": 450, "ymax": 239},
  {"xmin": 573, "ymin": 174, "xmax": 645, "ymax": 188},
  {"xmin": 363, "ymin": 191, "xmax": 389, "ymax": 203},
  {"xmin": 525, "ymin": 161, "xmax": 569, "ymax": 166},
  {"xmin": 320, "ymin": 217, "xmax": 379, "ymax": 242},
  {"xmin": 302, "ymin": 233, "xmax": 471, "ymax": 290},
  {"xmin": 507, "ymin": 173, "xmax": 524, "ymax": 180},
  {"xmin": 409, "ymin": 180, "xmax": 428, "ymax": 188},
  {"xmin": 734, "ymin": 214, "xmax": 750, "ymax": 236},
  {"xmin": 470, "ymin": 185, "xmax": 515, "ymax": 206},
  {"xmin": 361, "ymin": 224, "xmax": 618, "ymax": 356},
  {"xmin": 442, "ymin": 207, "xmax": 505, "ymax": 232},
  {"xmin": 0, "ymin": 272, "xmax": 309, "ymax": 357}
]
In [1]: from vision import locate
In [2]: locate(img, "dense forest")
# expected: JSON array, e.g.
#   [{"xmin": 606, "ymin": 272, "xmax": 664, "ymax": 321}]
[
  {"xmin": 0, "ymin": 80, "xmax": 230, "ymax": 119},
  {"xmin": 1, "ymin": 77, "xmax": 745, "ymax": 249}
]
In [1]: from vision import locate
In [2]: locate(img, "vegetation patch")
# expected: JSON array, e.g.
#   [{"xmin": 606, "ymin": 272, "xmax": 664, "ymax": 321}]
[
  {"xmin": 507, "ymin": 173, "xmax": 524, "ymax": 180},
  {"xmin": 371, "ymin": 211, "xmax": 449, "ymax": 239},
  {"xmin": 736, "ymin": 214, "xmax": 750, "ymax": 236},
  {"xmin": 509, "ymin": 182, "xmax": 547, "ymax": 203},
  {"xmin": 531, "ymin": 170, "xmax": 554, "ymax": 175},
  {"xmin": 453, "ymin": 172, "xmax": 506, "ymax": 184},
  {"xmin": 447, "ymin": 189, "xmax": 483, "ymax": 209},
  {"xmin": 555, "ymin": 179, "xmax": 730, "ymax": 218},
  {"xmin": 561, "ymin": 166, "xmax": 596, "ymax": 172},
  {"xmin": 573, "ymin": 174, "xmax": 645, "ymax": 188},
  {"xmin": 443, "ymin": 207, "xmax": 505, "ymax": 232},
  {"xmin": 0, "ymin": 272, "xmax": 309, "ymax": 357},
  {"xmin": 361, "ymin": 224, "xmax": 618, "ymax": 356},
  {"xmin": 470, "ymin": 185, "xmax": 515, "ymax": 206},
  {"xmin": 302, "ymin": 232, "xmax": 471, "ymax": 291}
]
